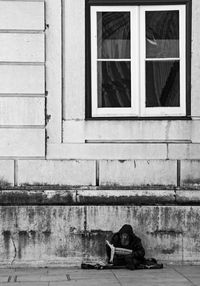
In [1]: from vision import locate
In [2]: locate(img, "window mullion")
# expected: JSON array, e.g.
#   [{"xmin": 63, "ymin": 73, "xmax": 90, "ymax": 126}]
[
  {"xmin": 139, "ymin": 6, "xmax": 146, "ymax": 117},
  {"xmin": 131, "ymin": 6, "xmax": 140, "ymax": 116},
  {"xmin": 91, "ymin": 6, "xmax": 98, "ymax": 117},
  {"xmin": 179, "ymin": 5, "xmax": 186, "ymax": 115}
]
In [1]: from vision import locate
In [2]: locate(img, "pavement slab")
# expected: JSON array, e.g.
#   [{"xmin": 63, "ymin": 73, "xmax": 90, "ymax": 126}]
[{"xmin": 0, "ymin": 265, "xmax": 199, "ymax": 286}]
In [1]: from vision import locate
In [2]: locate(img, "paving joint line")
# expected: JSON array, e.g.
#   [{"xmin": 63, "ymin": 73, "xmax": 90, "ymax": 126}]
[
  {"xmin": 172, "ymin": 267, "xmax": 198, "ymax": 286},
  {"xmin": 111, "ymin": 269, "xmax": 123, "ymax": 286}
]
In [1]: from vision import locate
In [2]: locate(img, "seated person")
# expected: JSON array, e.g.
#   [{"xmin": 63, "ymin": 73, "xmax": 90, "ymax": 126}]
[
  {"xmin": 106, "ymin": 224, "xmax": 146, "ymax": 270},
  {"xmin": 81, "ymin": 224, "xmax": 163, "ymax": 270}
]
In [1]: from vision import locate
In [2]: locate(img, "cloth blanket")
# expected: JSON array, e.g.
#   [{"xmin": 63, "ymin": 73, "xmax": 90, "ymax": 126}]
[{"xmin": 81, "ymin": 258, "xmax": 163, "ymax": 270}]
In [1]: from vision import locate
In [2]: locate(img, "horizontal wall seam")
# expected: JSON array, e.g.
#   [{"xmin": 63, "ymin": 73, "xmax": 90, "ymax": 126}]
[
  {"xmin": 0, "ymin": 94, "xmax": 45, "ymax": 97},
  {"xmin": 0, "ymin": 157, "xmax": 45, "ymax": 160},
  {"xmin": 0, "ymin": 0, "xmax": 44, "ymax": 2},
  {"xmin": 0, "ymin": 62, "xmax": 45, "ymax": 66},
  {"xmin": 0, "ymin": 126, "xmax": 45, "ymax": 129},
  {"xmin": 85, "ymin": 140, "xmax": 192, "ymax": 144},
  {"xmin": 0, "ymin": 30, "xmax": 44, "ymax": 34}
]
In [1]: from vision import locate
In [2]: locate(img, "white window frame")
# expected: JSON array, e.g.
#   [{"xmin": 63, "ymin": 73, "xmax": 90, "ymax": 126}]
[
  {"xmin": 91, "ymin": 6, "xmax": 139, "ymax": 117},
  {"xmin": 90, "ymin": 4, "xmax": 186, "ymax": 117},
  {"xmin": 140, "ymin": 5, "xmax": 186, "ymax": 117}
]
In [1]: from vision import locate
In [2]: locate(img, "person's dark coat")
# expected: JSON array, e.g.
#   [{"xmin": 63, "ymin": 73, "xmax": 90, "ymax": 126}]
[{"xmin": 106, "ymin": 224, "xmax": 145, "ymax": 269}]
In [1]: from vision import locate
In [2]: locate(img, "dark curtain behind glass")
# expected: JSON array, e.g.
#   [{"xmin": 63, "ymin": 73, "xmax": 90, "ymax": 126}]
[
  {"xmin": 97, "ymin": 12, "xmax": 131, "ymax": 108},
  {"xmin": 146, "ymin": 11, "xmax": 180, "ymax": 107}
]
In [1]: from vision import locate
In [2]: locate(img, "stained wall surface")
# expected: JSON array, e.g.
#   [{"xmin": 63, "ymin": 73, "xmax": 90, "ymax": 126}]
[{"xmin": 1, "ymin": 205, "xmax": 200, "ymax": 266}]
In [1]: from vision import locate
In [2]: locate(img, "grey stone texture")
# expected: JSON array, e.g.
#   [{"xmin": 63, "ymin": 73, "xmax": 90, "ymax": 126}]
[{"xmin": 0, "ymin": 266, "xmax": 200, "ymax": 286}]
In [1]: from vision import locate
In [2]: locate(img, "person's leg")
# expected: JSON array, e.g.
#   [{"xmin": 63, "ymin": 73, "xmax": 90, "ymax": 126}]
[
  {"xmin": 125, "ymin": 256, "xmax": 141, "ymax": 270},
  {"xmin": 113, "ymin": 255, "xmax": 126, "ymax": 267}
]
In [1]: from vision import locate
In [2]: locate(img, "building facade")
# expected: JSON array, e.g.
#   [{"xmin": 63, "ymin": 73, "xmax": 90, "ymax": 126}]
[{"xmin": 0, "ymin": 0, "xmax": 200, "ymax": 266}]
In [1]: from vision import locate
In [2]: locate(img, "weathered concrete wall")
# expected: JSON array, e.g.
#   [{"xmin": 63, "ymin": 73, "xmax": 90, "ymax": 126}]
[{"xmin": 1, "ymin": 205, "xmax": 200, "ymax": 267}]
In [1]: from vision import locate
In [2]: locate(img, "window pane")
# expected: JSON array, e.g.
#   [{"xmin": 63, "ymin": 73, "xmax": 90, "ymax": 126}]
[
  {"xmin": 97, "ymin": 12, "xmax": 130, "ymax": 59},
  {"xmin": 146, "ymin": 11, "xmax": 179, "ymax": 58},
  {"xmin": 98, "ymin": 61, "xmax": 131, "ymax": 107},
  {"xmin": 146, "ymin": 61, "xmax": 180, "ymax": 107}
]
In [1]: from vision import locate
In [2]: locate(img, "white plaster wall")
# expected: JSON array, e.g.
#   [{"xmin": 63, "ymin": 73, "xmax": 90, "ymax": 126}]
[
  {"xmin": 0, "ymin": 0, "xmax": 45, "ymax": 158},
  {"xmin": 0, "ymin": 0, "xmax": 199, "ymax": 186},
  {"xmin": 18, "ymin": 160, "xmax": 96, "ymax": 186},
  {"xmin": 191, "ymin": 0, "xmax": 200, "ymax": 117},
  {"xmin": 99, "ymin": 160, "xmax": 177, "ymax": 186},
  {"xmin": 63, "ymin": 0, "xmax": 85, "ymax": 120}
]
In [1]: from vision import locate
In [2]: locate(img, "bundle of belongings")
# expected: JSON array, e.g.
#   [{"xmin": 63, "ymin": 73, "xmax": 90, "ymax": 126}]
[{"xmin": 81, "ymin": 224, "xmax": 163, "ymax": 270}]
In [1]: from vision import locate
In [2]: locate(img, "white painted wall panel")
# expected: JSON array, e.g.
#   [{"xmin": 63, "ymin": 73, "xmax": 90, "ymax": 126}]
[
  {"xmin": 192, "ymin": 0, "xmax": 200, "ymax": 116},
  {"xmin": 0, "ymin": 34, "xmax": 45, "ymax": 63},
  {"xmin": 0, "ymin": 160, "xmax": 14, "ymax": 187},
  {"xmin": 18, "ymin": 160, "xmax": 96, "ymax": 186},
  {"xmin": 47, "ymin": 143, "xmax": 167, "ymax": 160},
  {"xmin": 0, "ymin": 129, "xmax": 45, "ymax": 157},
  {"xmin": 63, "ymin": 121, "xmax": 85, "ymax": 143},
  {"xmin": 100, "ymin": 160, "xmax": 177, "ymax": 186},
  {"xmin": 84, "ymin": 120, "xmax": 191, "ymax": 142},
  {"xmin": 0, "ymin": 98, "xmax": 45, "ymax": 126},
  {"xmin": 63, "ymin": 0, "xmax": 85, "ymax": 120},
  {"xmin": 46, "ymin": 0, "xmax": 62, "ymax": 143},
  {"xmin": 191, "ymin": 120, "xmax": 200, "ymax": 143},
  {"xmin": 168, "ymin": 144, "xmax": 200, "ymax": 159},
  {"xmin": 181, "ymin": 160, "xmax": 200, "ymax": 186},
  {"xmin": 0, "ymin": 1, "xmax": 44, "ymax": 30},
  {"xmin": 63, "ymin": 120, "xmax": 192, "ymax": 143},
  {"xmin": 0, "ymin": 65, "xmax": 45, "ymax": 94}
]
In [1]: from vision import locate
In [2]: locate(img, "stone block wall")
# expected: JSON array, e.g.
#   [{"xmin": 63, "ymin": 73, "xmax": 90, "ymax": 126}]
[{"xmin": 1, "ymin": 159, "xmax": 200, "ymax": 189}]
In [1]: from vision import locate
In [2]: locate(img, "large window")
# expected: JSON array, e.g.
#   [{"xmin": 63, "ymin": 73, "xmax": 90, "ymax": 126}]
[{"xmin": 86, "ymin": 1, "xmax": 191, "ymax": 118}]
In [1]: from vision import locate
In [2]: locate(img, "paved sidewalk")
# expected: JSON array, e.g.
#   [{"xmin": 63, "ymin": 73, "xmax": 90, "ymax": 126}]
[{"xmin": 0, "ymin": 265, "xmax": 200, "ymax": 286}]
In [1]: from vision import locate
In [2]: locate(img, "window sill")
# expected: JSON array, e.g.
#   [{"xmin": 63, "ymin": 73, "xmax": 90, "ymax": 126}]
[{"xmin": 85, "ymin": 116, "xmax": 192, "ymax": 121}]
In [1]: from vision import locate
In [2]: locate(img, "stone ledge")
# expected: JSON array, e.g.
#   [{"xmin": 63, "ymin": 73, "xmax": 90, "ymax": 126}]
[
  {"xmin": 176, "ymin": 190, "xmax": 200, "ymax": 204},
  {"xmin": 1, "ymin": 189, "xmax": 200, "ymax": 206},
  {"xmin": 0, "ymin": 190, "xmax": 76, "ymax": 205},
  {"xmin": 76, "ymin": 190, "xmax": 175, "ymax": 205}
]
